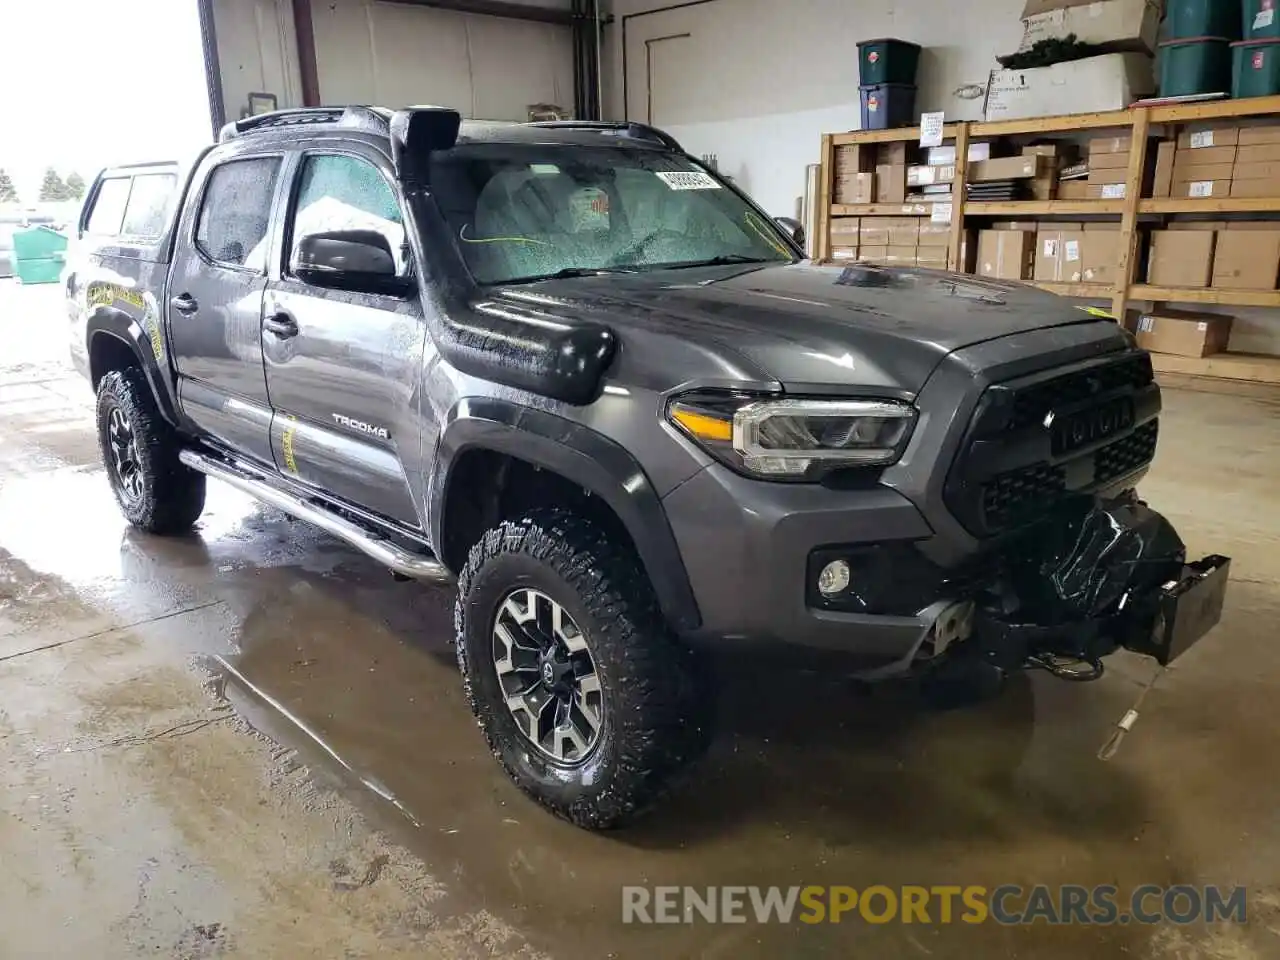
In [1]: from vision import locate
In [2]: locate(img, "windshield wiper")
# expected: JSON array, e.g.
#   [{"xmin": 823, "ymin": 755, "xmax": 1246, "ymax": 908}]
[
  {"xmin": 503, "ymin": 266, "xmax": 641, "ymax": 284},
  {"xmin": 655, "ymin": 254, "xmax": 778, "ymax": 270}
]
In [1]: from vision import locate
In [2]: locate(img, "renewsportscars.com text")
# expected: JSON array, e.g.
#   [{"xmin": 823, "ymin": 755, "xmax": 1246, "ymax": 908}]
[{"xmin": 621, "ymin": 884, "xmax": 1247, "ymax": 926}]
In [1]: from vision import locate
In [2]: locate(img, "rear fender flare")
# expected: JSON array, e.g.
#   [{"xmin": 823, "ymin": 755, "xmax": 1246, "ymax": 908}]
[{"xmin": 428, "ymin": 397, "xmax": 701, "ymax": 633}]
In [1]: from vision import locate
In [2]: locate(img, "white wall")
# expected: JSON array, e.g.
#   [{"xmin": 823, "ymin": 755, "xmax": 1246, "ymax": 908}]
[
  {"xmin": 604, "ymin": 0, "xmax": 1026, "ymax": 217},
  {"xmin": 212, "ymin": 0, "xmax": 573, "ymax": 123}
]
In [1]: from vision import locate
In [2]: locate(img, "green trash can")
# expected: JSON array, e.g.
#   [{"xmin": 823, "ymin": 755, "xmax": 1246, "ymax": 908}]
[
  {"xmin": 12, "ymin": 226, "xmax": 68, "ymax": 285},
  {"xmin": 1164, "ymin": 0, "xmax": 1241, "ymax": 39},
  {"xmin": 1233, "ymin": 38, "xmax": 1280, "ymax": 94},
  {"xmin": 856, "ymin": 38, "xmax": 922, "ymax": 86},
  {"xmin": 1159, "ymin": 37, "xmax": 1234, "ymax": 96},
  {"xmin": 1244, "ymin": 0, "xmax": 1280, "ymax": 39}
]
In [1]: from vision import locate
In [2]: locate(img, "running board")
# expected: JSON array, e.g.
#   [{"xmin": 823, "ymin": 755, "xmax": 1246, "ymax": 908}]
[{"xmin": 179, "ymin": 449, "xmax": 454, "ymax": 584}]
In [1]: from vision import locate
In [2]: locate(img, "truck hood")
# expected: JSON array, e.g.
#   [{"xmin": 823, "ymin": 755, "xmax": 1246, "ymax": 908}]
[{"xmin": 493, "ymin": 262, "xmax": 1112, "ymax": 394}]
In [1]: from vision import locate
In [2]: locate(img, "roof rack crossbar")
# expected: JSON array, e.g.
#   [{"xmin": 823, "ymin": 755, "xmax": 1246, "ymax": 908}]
[
  {"xmin": 524, "ymin": 120, "xmax": 684, "ymax": 152},
  {"xmin": 218, "ymin": 106, "xmax": 390, "ymax": 142}
]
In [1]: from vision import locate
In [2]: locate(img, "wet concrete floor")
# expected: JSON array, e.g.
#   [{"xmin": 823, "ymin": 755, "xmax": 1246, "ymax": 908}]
[{"xmin": 3, "ymin": 279, "xmax": 1280, "ymax": 958}]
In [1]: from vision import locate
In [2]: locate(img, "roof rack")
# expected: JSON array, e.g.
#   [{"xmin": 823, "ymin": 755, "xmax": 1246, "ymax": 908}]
[
  {"xmin": 524, "ymin": 120, "xmax": 684, "ymax": 152},
  {"xmin": 218, "ymin": 106, "xmax": 390, "ymax": 142}
]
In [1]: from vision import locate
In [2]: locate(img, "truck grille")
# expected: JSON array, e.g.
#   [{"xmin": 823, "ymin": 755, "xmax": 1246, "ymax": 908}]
[{"xmin": 946, "ymin": 352, "xmax": 1159, "ymax": 536}]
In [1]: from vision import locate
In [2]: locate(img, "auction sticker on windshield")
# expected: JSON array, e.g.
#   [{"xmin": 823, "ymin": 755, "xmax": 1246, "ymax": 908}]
[{"xmin": 656, "ymin": 170, "xmax": 722, "ymax": 190}]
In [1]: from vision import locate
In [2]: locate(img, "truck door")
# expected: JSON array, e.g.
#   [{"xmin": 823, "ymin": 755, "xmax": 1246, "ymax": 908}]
[
  {"xmin": 167, "ymin": 154, "xmax": 284, "ymax": 467},
  {"xmin": 261, "ymin": 148, "xmax": 425, "ymax": 528}
]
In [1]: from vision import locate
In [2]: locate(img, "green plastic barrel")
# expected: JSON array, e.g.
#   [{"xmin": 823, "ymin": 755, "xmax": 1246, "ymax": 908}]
[
  {"xmin": 1165, "ymin": 0, "xmax": 1241, "ymax": 39},
  {"xmin": 1233, "ymin": 38, "xmax": 1280, "ymax": 94},
  {"xmin": 14, "ymin": 257, "xmax": 64, "ymax": 285},
  {"xmin": 1244, "ymin": 0, "xmax": 1280, "ymax": 39},
  {"xmin": 856, "ymin": 38, "xmax": 921, "ymax": 86},
  {"xmin": 1159, "ymin": 37, "xmax": 1234, "ymax": 96}
]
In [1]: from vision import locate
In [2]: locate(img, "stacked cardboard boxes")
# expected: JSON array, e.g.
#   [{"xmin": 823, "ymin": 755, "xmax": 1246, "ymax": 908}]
[
  {"xmin": 1231, "ymin": 124, "xmax": 1280, "ymax": 198},
  {"xmin": 977, "ymin": 225, "xmax": 1036, "ymax": 280},
  {"xmin": 833, "ymin": 144, "xmax": 875, "ymax": 205},
  {"xmin": 1086, "ymin": 135, "xmax": 1132, "ymax": 198},
  {"xmin": 1172, "ymin": 125, "xmax": 1238, "ymax": 199},
  {"xmin": 1143, "ymin": 222, "xmax": 1280, "ymax": 291},
  {"xmin": 830, "ymin": 217, "xmax": 861, "ymax": 260}
]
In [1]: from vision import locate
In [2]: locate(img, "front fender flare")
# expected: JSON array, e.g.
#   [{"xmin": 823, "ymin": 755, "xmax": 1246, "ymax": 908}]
[{"xmin": 429, "ymin": 398, "xmax": 701, "ymax": 633}]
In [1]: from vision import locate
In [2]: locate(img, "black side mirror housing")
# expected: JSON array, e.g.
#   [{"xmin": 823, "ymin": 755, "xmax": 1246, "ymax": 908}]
[
  {"xmin": 294, "ymin": 229, "xmax": 415, "ymax": 297},
  {"xmin": 775, "ymin": 216, "xmax": 805, "ymax": 249}
]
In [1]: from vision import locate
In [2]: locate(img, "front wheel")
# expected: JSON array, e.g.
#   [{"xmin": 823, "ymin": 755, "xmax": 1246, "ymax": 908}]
[
  {"xmin": 96, "ymin": 367, "xmax": 206, "ymax": 534},
  {"xmin": 455, "ymin": 509, "xmax": 710, "ymax": 829}
]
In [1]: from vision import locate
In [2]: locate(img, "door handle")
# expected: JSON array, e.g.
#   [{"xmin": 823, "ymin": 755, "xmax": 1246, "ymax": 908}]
[
  {"xmin": 264, "ymin": 313, "xmax": 299, "ymax": 338},
  {"xmin": 170, "ymin": 293, "xmax": 198, "ymax": 315}
]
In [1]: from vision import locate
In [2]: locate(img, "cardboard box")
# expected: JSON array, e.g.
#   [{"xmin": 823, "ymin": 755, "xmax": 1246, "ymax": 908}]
[
  {"xmin": 1084, "ymin": 221, "xmax": 1121, "ymax": 230},
  {"xmin": 1034, "ymin": 229, "xmax": 1086, "ymax": 282},
  {"xmin": 927, "ymin": 142, "xmax": 993, "ymax": 166},
  {"xmin": 830, "ymin": 217, "xmax": 861, "ymax": 240},
  {"xmin": 1229, "ymin": 177, "xmax": 1280, "ymax": 198},
  {"xmin": 831, "ymin": 246, "xmax": 860, "ymax": 261},
  {"xmin": 1172, "ymin": 179, "xmax": 1232, "ymax": 198},
  {"xmin": 977, "ymin": 229, "xmax": 1035, "ymax": 280},
  {"xmin": 1080, "ymin": 231, "xmax": 1122, "ymax": 284},
  {"xmin": 1172, "ymin": 162, "xmax": 1235, "ymax": 183},
  {"xmin": 1019, "ymin": 0, "xmax": 1160, "ymax": 53},
  {"xmin": 1021, "ymin": 0, "xmax": 1102, "ymax": 15},
  {"xmin": 1226, "ymin": 221, "xmax": 1280, "ymax": 229},
  {"xmin": 1230, "ymin": 160, "xmax": 1280, "ymax": 180},
  {"xmin": 915, "ymin": 248, "xmax": 948, "ymax": 269},
  {"xmin": 1135, "ymin": 309, "xmax": 1233, "ymax": 358},
  {"xmin": 1237, "ymin": 123, "xmax": 1280, "ymax": 146},
  {"xmin": 991, "ymin": 220, "xmax": 1041, "ymax": 231},
  {"xmin": 1090, "ymin": 135, "xmax": 1132, "ymax": 155},
  {"xmin": 1147, "ymin": 230, "xmax": 1215, "ymax": 287},
  {"xmin": 1235, "ymin": 143, "xmax": 1280, "ymax": 164},
  {"xmin": 860, "ymin": 220, "xmax": 890, "ymax": 246},
  {"xmin": 1212, "ymin": 230, "xmax": 1280, "ymax": 289},
  {"xmin": 885, "ymin": 217, "xmax": 921, "ymax": 246},
  {"xmin": 858, "ymin": 245, "xmax": 889, "ymax": 264},
  {"xmin": 1088, "ymin": 166, "xmax": 1130, "ymax": 184},
  {"xmin": 1169, "ymin": 220, "xmax": 1228, "ymax": 230},
  {"xmin": 882, "ymin": 244, "xmax": 916, "ymax": 266},
  {"xmin": 969, "ymin": 155, "xmax": 1047, "ymax": 181},
  {"xmin": 1029, "ymin": 172, "xmax": 1058, "ymax": 200},
  {"xmin": 1153, "ymin": 141, "xmax": 1175, "ymax": 198},
  {"xmin": 1173, "ymin": 145, "xmax": 1237, "ymax": 166},
  {"xmin": 1087, "ymin": 183, "xmax": 1128, "ymax": 198},
  {"xmin": 1023, "ymin": 143, "xmax": 1069, "ymax": 158},
  {"xmin": 834, "ymin": 144, "xmax": 875, "ymax": 172},
  {"xmin": 1057, "ymin": 179, "xmax": 1091, "ymax": 199},
  {"xmin": 907, "ymin": 164, "xmax": 955, "ymax": 187},
  {"xmin": 984, "ymin": 54, "xmax": 1155, "ymax": 122},
  {"xmin": 1089, "ymin": 150, "xmax": 1132, "ymax": 171},
  {"xmin": 1177, "ymin": 124, "xmax": 1241, "ymax": 149},
  {"xmin": 876, "ymin": 142, "xmax": 913, "ymax": 166},
  {"xmin": 917, "ymin": 221, "xmax": 951, "ymax": 248},
  {"xmin": 835, "ymin": 172, "xmax": 875, "ymax": 204},
  {"xmin": 875, "ymin": 164, "xmax": 907, "ymax": 204}
]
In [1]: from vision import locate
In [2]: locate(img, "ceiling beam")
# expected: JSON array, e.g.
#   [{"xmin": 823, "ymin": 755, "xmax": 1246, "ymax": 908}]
[{"xmin": 378, "ymin": 0, "xmax": 575, "ymax": 26}]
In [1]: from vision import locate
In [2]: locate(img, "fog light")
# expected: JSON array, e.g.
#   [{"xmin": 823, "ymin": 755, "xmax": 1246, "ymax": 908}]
[{"xmin": 818, "ymin": 559, "xmax": 851, "ymax": 597}]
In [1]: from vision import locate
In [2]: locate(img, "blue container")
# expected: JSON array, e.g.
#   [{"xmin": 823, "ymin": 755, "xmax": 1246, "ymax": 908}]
[{"xmin": 859, "ymin": 83, "xmax": 917, "ymax": 130}]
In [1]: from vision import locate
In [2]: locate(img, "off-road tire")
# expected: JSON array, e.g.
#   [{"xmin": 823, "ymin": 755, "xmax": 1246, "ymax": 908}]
[
  {"xmin": 96, "ymin": 367, "xmax": 206, "ymax": 534},
  {"xmin": 455, "ymin": 509, "xmax": 711, "ymax": 829}
]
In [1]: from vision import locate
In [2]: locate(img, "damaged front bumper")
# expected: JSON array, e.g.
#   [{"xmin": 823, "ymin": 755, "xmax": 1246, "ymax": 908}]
[{"xmin": 957, "ymin": 495, "xmax": 1230, "ymax": 676}]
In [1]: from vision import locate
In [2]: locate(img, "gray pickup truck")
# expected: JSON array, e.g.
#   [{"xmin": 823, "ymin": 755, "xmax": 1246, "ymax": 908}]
[{"xmin": 68, "ymin": 106, "xmax": 1229, "ymax": 830}]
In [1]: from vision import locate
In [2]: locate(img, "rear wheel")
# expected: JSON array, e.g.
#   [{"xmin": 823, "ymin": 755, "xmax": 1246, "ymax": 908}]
[
  {"xmin": 96, "ymin": 368, "xmax": 205, "ymax": 534},
  {"xmin": 455, "ymin": 509, "xmax": 710, "ymax": 829}
]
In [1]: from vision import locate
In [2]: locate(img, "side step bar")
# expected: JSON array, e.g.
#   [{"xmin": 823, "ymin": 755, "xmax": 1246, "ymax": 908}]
[{"xmin": 179, "ymin": 449, "xmax": 454, "ymax": 584}]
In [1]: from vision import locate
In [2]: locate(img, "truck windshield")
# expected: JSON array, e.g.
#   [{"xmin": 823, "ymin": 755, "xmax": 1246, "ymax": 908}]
[{"xmin": 429, "ymin": 144, "xmax": 796, "ymax": 284}]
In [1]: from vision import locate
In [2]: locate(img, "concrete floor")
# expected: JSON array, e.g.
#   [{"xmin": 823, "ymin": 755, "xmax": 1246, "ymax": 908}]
[{"xmin": 2, "ymin": 279, "xmax": 1279, "ymax": 960}]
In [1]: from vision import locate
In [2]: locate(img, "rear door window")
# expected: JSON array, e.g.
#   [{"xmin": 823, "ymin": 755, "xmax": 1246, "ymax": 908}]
[
  {"xmin": 85, "ymin": 177, "xmax": 132, "ymax": 236},
  {"xmin": 120, "ymin": 173, "xmax": 177, "ymax": 239},
  {"xmin": 195, "ymin": 157, "xmax": 282, "ymax": 270}
]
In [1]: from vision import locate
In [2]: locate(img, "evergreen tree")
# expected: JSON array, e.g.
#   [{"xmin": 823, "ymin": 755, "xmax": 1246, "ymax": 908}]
[
  {"xmin": 65, "ymin": 172, "xmax": 86, "ymax": 200},
  {"xmin": 0, "ymin": 169, "xmax": 17, "ymax": 203},
  {"xmin": 38, "ymin": 167, "xmax": 68, "ymax": 202}
]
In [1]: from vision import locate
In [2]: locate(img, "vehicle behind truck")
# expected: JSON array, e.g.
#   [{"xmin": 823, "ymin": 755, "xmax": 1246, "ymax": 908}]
[{"xmin": 67, "ymin": 106, "xmax": 1230, "ymax": 831}]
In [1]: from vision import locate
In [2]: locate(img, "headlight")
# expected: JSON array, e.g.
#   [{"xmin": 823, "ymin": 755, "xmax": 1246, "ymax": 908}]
[{"xmin": 667, "ymin": 393, "xmax": 916, "ymax": 480}]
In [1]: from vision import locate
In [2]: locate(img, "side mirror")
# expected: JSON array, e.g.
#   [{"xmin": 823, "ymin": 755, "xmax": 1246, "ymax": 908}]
[
  {"xmin": 294, "ymin": 229, "xmax": 414, "ymax": 296},
  {"xmin": 775, "ymin": 216, "xmax": 805, "ymax": 249}
]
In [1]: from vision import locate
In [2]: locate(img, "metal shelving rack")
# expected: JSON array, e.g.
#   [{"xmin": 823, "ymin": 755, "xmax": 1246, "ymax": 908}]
[{"xmin": 815, "ymin": 96, "xmax": 1280, "ymax": 388}]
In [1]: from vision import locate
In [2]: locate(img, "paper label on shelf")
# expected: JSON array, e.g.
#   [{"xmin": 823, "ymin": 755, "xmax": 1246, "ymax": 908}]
[
  {"xmin": 1084, "ymin": 268, "xmax": 1097, "ymax": 280},
  {"xmin": 1256, "ymin": 9, "xmax": 1275, "ymax": 28},
  {"xmin": 1189, "ymin": 180, "xmax": 1215, "ymax": 197},
  {"xmin": 1197, "ymin": 321, "xmax": 1208, "ymax": 331},
  {"xmin": 919, "ymin": 112, "xmax": 945, "ymax": 148},
  {"xmin": 1101, "ymin": 183, "xmax": 1126, "ymax": 198},
  {"xmin": 930, "ymin": 202, "xmax": 953, "ymax": 224},
  {"xmin": 1065, "ymin": 240, "xmax": 1081, "ymax": 262},
  {"xmin": 655, "ymin": 170, "xmax": 721, "ymax": 190},
  {"xmin": 1043, "ymin": 238, "xmax": 1058, "ymax": 256},
  {"xmin": 1190, "ymin": 130, "xmax": 1215, "ymax": 149},
  {"xmin": 1138, "ymin": 315, "xmax": 1154, "ymax": 333}
]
